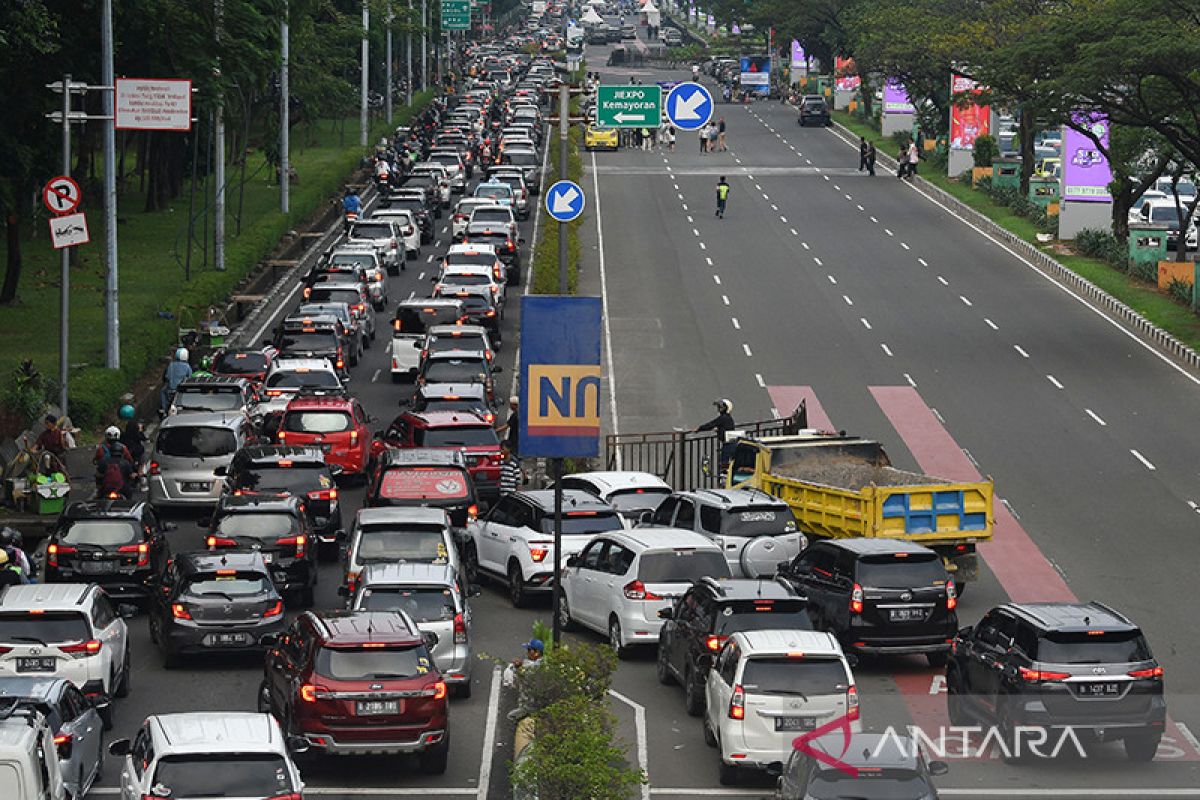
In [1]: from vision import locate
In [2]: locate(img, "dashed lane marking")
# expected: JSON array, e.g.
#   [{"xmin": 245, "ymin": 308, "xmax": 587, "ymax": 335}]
[
  {"xmin": 1131, "ymin": 449, "xmax": 1157, "ymax": 470},
  {"xmin": 860, "ymin": 317, "xmax": 872, "ymax": 330},
  {"xmin": 1047, "ymin": 374, "xmax": 1064, "ymax": 389},
  {"xmin": 960, "ymin": 295, "xmax": 972, "ymax": 306},
  {"xmin": 1085, "ymin": 409, "xmax": 1107, "ymax": 426},
  {"xmin": 731, "ymin": 317, "xmax": 740, "ymax": 330},
  {"xmin": 1014, "ymin": 344, "xmax": 1030, "ymax": 358},
  {"xmin": 881, "ymin": 343, "xmax": 894, "ymax": 357},
  {"xmin": 985, "ymin": 318, "xmax": 999, "ymax": 330},
  {"xmin": 742, "ymin": 343, "xmax": 753, "ymax": 357}
]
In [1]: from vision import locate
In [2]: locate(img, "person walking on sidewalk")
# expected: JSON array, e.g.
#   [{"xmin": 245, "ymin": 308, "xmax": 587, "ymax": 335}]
[
  {"xmin": 906, "ymin": 141, "xmax": 920, "ymax": 179},
  {"xmin": 708, "ymin": 122, "xmax": 719, "ymax": 153},
  {"xmin": 715, "ymin": 176, "xmax": 731, "ymax": 218},
  {"xmin": 865, "ymin": 142, "xmax": 877, "ymax": 176},
  {"xmin": 717, "ymin": 117, "xmax": 727, "ymax": 151},
  {"xmin": 858, "ymin": 136, "xmax": 869, "ymax": 172},
  {"xmin": 699, "ymin": 124, "xmax": 709, "ymax": 153},
  {"xmin": 665, "ymin": 124, "xmax": 676, "ymax": 152},
  {"xmin": 641, "ymin": 127, "xmax": 653, "ymax": 151},
  {"xmin": 897, "ymin": 144, "xmax": 909, "ymax": 179}
]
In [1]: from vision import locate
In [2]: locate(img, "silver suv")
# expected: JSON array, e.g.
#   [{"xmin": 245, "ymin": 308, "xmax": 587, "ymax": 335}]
[{"xmin": 148, "ymin": 412, "xmax": 256, "ymax": 508}]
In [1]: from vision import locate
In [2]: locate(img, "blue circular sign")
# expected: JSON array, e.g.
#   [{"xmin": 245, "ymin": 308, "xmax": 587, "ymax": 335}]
[
  {"xmin": 545, "ymin": 180, "xmax": 586, "ymax": 222},
  {"xmin": 665, "ymin": 82, "xmax": 714, "ymax": 130}
]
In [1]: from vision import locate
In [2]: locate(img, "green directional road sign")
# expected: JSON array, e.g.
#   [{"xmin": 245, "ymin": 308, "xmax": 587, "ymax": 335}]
[
  {"xmin": 441, "ymin": 0, "xmax": 470, "ymax": 30},
  {"xmin": 596, "ymin": 85, "xmax": 663, "ymax": 128}
]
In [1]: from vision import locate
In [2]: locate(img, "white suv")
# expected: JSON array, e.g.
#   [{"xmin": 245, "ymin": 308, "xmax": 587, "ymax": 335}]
[
  {"xmin": 703, "ymin": 629, "xmax": 859, "ymax": 785},
  {"xmin": 0, "ymin": 584, "xmax": 133, "ymax": 730},
  {"xmin": 108, "ymin": 712, "xmax": 304, "ymax": 800},
  {"xmin": 560, "ymin": 528, "xmax": 730, "ymax": 657},
  {"xmin": 0, "ymin": 709, "xmax": 66, "ymax": 800},
  {"xmin": 370, "ymin": 208, "xmax": 422, "ymax": 258},
  {"xmin": 466, "ymin": 490, "xmax": 622, "ymax": 608},
  {"xmin": 341, "ymin": 507, "xmax": 461, "ymax": 597}
]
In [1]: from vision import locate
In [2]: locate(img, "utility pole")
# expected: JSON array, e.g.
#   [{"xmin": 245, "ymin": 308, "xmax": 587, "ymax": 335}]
[
  {"xmin": 214, "ymin": 0, "xmax": 226, "ymax": 271},
  {"xmin": 406, "ymin": 0, "xmax": 414, "ymax": 106},
  {"xmin": 386, "ymin": 1, "xmax": 394, "ymax": 125},
  {"xmin": 281, "ymin": 0, "xmax": 290, "ymax": 214},
  {"xmin": 549, "ymin": 81, "xmax": 570, "ymax": 647},
  {"xmin": 421, "ymin": 0, "xmax": 428, "ymax": 93},
  {"xmin": 361, "ymin": 0, "xmax": 370, "ymax": 148},
  {"xmin": 58, "ymin": 75, "xmax": 73, "ymax": 416},
  {"xmin": 101, "ymin": 0, "xmax": 119, "ymax": 369}
]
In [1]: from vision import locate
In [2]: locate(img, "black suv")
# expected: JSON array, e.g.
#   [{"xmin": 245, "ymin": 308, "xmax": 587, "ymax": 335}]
[
  {"xmin": 206, "ymin": 494, "xmax": 318, "ymax": 606},
  {"xmin": 436, "ymin": 288, "xmax": 503, "ymax": 348},
  {"xmin": 778, "ymin": 539, "xmax": 958, "ymax": 666},
  {"xmin": 797, "ymin": 95, "xmax": 831, "ymax": 127},
  {"xmin": 946, "ymin": 602, "xmax": 1166, "ymax": 761},
  {"xmin": 274, "ymin": 315, "xmax": 351, "ymax": 373},
  {"xmin": 220, "ymin": 445, "xmax": 344, "ymax": 559},
  {"xmin": 43, "ymin": 499, "xmax": 173, "ymax": 603},
  {"xmin": 149, "ymin": 550, "xmax": 286, "ymax": 667},
  {"xmin": 655, "ymin": 576, "xmax": 812, "ymax": 716}
]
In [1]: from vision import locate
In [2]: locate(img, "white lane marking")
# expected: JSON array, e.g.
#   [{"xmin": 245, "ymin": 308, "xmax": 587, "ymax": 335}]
[
  {"xmin": 823, "ymin": 175, "xmax": 830, "ymax": 181},
  {"xmin": 426, "ymin": 253, "xmax": 434, "ymax": 263},
  {"xmin": 984, "ymin": 318, "xmax": 999, "ymax": 330},
  {"xmin": 881, "ymin": 343, "xmax": 894, "ymax": 357},
  {"xmin": 929, "ymin": 675, "xmax": 947, "ymax": 694},
  {"xmin": 591, "ymin": 151, "xmax": 622, "ymax": 452},
  {"xmin": 370, "ymin": 368, "xmax": 380, "ymax": 383},
  {"xmin": 918, "ymin": 257, "xmax": 929, "ymax": 266},
  {"xmin": 681, "ymin": 203, "xmax": 688, "ymax": 211},
  {"xmin": 677, "ymin": 192, "xmax": 683, "ymax": 200},
  {"xmin": 780, "ymin": 216, "xmax": 788, "ymax": 223},
  {"xmin": 418, "ymin": 271, "xmax": 425, "ymax": 280},
  {"xmin": 770, "ymin": 203, "xmax": 778, "ymax": 210},
  {"xmin": 755, "ymin": 184, "xmax": 762, "ymax": 191},
  {"xmin": 813, "ymin": 257, "xmax": 823, "ymax": 266},
  {"xmin": 860, "ymin": 317, "xmax": 872, "ymax": 330},
  {"xmin": 805, "ymin": 158, "xmax": 812, "ymax": 164},
  {"xmin": 900, "ymin": 242, "xmax": 911, "ymax": 250},
  {"xmin": 937, "ymin": 275, "xmax": 949, "ymax": 286},
  {"xmin": 1047, "ymin": 374, "xmax": 1064, "ymax": 389},
  {"xmin": 843, "ymin": 295, "xmax": 853, "ymax": 306},
  {"xmin": 713, "ymin": 274, "xmax": 722, "ymax": 285},
  {"xmin": 742, "ymin": 343, "xmax": 753, "ymax": 357},
  {"xmin": 845, "ymin": 194, "xmax": 853, "ymax": 201},
  {"xmin": 1181, "ymin": 722, "xmax": 1200, "ymax": 757},
  {"xmin": 1002, "ymin": 498, "xmax": 1022, "ymax": 520},
  {"xmin": 721, "ymin": 294, "xmax": 730, "ymax": 305},
  {"xmin": 1131, "ymin": 449, "xmax": 1157, "ymax": 470},
  {"xmin": 692, "ymin": 228, "xmax": 700, "ymax": 237},
  {"xmin": 476, "ymin": 666, "xmax": 503, "ymax": 799},
  {"xmin": 686, "ymin": 215, "xmax": 693, "ymax": 223},
  {"xmin": 1085, "ymin": 409, "xmax": 1107, "ymax": 426},
  {"xmin": 734, "ymin": 157, "xmax": 742, "ymax": 163},
  {"xmin": 705, "ymin": 257, "xmax": 714, "ymax": 266},
  {"xmin": 755, "ymin": 373, "xmax": 765, "ymax": 388},
  {"xmin": 1014, "ymin": 344, "xmax": 1030, "ymax": 358},
  {"xmin": 870, "ymin": 215, "xmax": 878, "ymax": 223},
  {"xmin": 699, "ymin": 242, "xmax": 707, "ymax": 250},
  {"xmin": 731, "ymin": 317, "xmax": 741, "ymax": 330},
  {"xmin": 801, "ymin": 242, "xmax": 810, "ymax": 250},
  {"xmin": 790, "ymin": 228, "xmax": 799, "ymax": 236},
  {"xmin": 884, "ymin": 228, "xmax": 894, "ymax": 237},
  {"xmin": 828, "ymin": 275, "xmax": 837, "ymax": 284},
  {"xmin": 960, "ymin": 295, "xmax": 973, "ymax": 306},
  {"xmin": 834, "ymin": 184, "xmax": 841, "ymax": 191},
  {"xmin": 904, "ymin": 373, "xmax": 917, "ymax": 388},
  {"xmin": 607, "ymin": 690, "xmax": 650, "ymax": 800},
  {"xmin": 963, "ymin": 448, "xmax": 980, "ymax": 467}
]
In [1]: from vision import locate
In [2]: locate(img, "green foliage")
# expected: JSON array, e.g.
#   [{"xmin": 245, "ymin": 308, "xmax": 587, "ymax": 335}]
[
  {"xmin": 973, "ymin": 135, "xmax": 998, "ymax": 168},
  {"xmin": 1, "ymin": 361, "xmax": 47, "ymax": 431},
  {"xmin": 518, "ymin": 640, "xmax": 618, "ymax": 713},
  {"xmin": 1131, "ymin": 258, "xmax": 1159, "ymax": 284},
  {"xmin": 532, "ymin": 123, "xmax": 583, "ymax": 295},
  {"xmin": 1074, "ymin": 228, "xmax": 1128, "ymax": 269},
  {"xmin": 1167, "ymin": 278, "xmax": 1193, "ymax": 306}
]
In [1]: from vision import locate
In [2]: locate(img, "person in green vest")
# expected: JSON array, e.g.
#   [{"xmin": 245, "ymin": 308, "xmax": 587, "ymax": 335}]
[{"xmin": 715, "ymin": 176, "xmax": 731, "ymax": 218}]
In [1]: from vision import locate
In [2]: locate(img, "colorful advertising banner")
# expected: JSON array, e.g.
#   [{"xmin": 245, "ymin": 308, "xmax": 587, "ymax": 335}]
[
  {"xmin": 1063, "ymin": 113, "xmax": 1112, "ymax": 202},
  {"xmin": 835, "ymin": 57, "xmax": 860, "ymax": 92},
  {"xmin": 740, "ymin": 55, "xmax": 771, "ymax": 95},
  {"xmin": 949, "ymin": 73, "xmax": 989, "ymax": 150},
  {"xmin": 790, "ymin": 40, "xmax": 807, "ymax": 72},
  {"xmin": 883, "ymin": 79, "xmax": 915, "ymax": 114}
]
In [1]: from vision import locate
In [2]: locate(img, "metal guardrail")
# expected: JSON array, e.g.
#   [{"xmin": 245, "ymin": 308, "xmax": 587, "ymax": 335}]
[{"xmin": 605, "ymin": 401, "xmax": 808, "ymax": 488}]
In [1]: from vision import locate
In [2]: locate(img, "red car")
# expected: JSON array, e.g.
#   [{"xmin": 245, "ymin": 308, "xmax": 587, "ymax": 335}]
[
  {"xmin": 371, "ymin": 410, "xmax": 502, "ymax": 502},
  {"xmin": 259, "ymin": 610, "xmax": 449, "ymax": 769},
  {"xmin": 211, "ymin": 347, "xmax": 276, "ymax": 388},
  {"xmin": 278, "ymin": 395, "xmax": 372, "ymax": 478}
]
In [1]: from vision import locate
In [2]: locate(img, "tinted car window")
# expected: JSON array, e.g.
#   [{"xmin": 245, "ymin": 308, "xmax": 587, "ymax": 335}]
[
  {"xmin": 715, "ymin": 601, "xmax": 815, "ymax": 636},
  {"xmin": 213, "ymin": 352, "xmax": 269, "ymax": 375},
  {"xmin": 638, "ymin": 551, "xmax": 730, "ymax": 582},
  {"xmin": 472, "ymin": 210, "xmax": 511, "ymax": 224},
  {"xmin": 422, "ymin": 359, "xmax": 489, "ymax": 383},
  {"xmin": 158, "ymin": 426, "xmax": 237, "ymax": 458},
  {"xmin": 445, "ymin": 253, "xmax": 498, "ymax": 268},
  {"xmin": 720, "ymin": 507, "xmax": 795, "ymax": 537},
  {"xmin": 235, "ymin": 465, "xmax": 328, "ymax": 494},
  {"xmin": 0, "ymin": 612, "xmax": 90, "ymax": 643},
  {"xmin": 505, "ymin": 152, "xmax": 539, "ymax": 166},
  {"xmin": 152, "ymin": 754, "xmax": 293, "ymax": 797},
  {"xmin": 540, "ymin": 512, "xmax": 622, "ymax": 536},
  {"xmin": 315, "ymin": 645, "xmax": 430, "ymax": 679},
  {"xmin": 174, "ymin": 389, "xmax": 245, "ymax": 412},
  {"xmin": 307, "ymin": 288, "xmax": 362, "ymax": 306},
  {"xmin": 413, "ymin": 425, "xmax": 499, "ymax": 447},
  {"xmin": 215, "ymin": 513, "xmax": 296, "ymax": 539},
  {"xmin": 357, "ymin": 527, "xmax": 450, "ymax": 562},
  {"xmin": 283, "ymin": 411, "xmax": 353, "ymax": 433},
  {"xmin": 60, "ymin": 519, "xmax": 139, "ymax": 546},
  {"xmin": 266, "ymin": 370, "xmax": 341, "ymax": 389},
  {"xmin": 608, "ymin": 488, "xmax": 671, "ymax": 513},
  {"xmin": 277, "ymin": 333, "xmax": 339, "ymax": 352},
  {"xmin": 806, "ymin": 770, "xmax": 929, "ymax": 800},
  {"xmin": 856, "ymin": 554, "xmax": 947, "ymax": 588},
  {"xmin": 328, "ymin": 254, "xmax": 376, "ymax": 269},
  {"xmin": 1036, "ymin": 631, "xmax": 1151, "ymax": 664},
  {"xmin": 358, "ymin": 587, "xmax": 456, "ymax": 621},
  {"xmin": 741, "ymin": 658, "xmax": 848, "ymax": 695},
  {"xmin": 183, "ymin": 573, "xmax": 273, "ymax": 597},
  {"xmin": 350, "ymin": 223, "xmax": 395, "ymax": 239}
]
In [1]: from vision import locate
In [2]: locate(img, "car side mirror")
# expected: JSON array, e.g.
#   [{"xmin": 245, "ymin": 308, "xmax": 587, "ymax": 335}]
[
  {"xmin": 213, "ymin": 466, "xmax": 227, "ymax": 477},
  {"xmin": 287, "ymin": 735, "xmax": 310, "ymax": 754},
  {"xmin": 775, "ymin": 560, "xmax": 790, "ymax": 575},
  {"xmin": 56, "ymin": 735, "xmax": 74, "ymax": 759},
  {"xmin": 117, "ymin": 603, "xmax": 139, "ymax": 619},
  {"xmin": 518, "ymin": 238, "xmax": 526, "ymax": 245},
  {"xmin": 108, "ymin": 738, "xmax": 132, "ymax": 757},
  {"xmin": 565, "ymin": 555, "xmax": 579, "ymax": 568},
  {"xmin": 423, "ymin": 631, "xmax": 440, "ymax": 649},
  {"xmin": 845, "ymin": 653, "xmax": 859, "ymax": 668},
  {"xmin": 329, "ymin": 464, "xmax": 344, "ymax": 477},
  {"xmin": 928, "ymin": 760, "xmax": 949, "ymax": 777},
  {"xmin": 958, "ymin": 625, "xmax": 974, "ymax": 640},
  {"xmin": 696, "ymin": 653, "xmax": 713, "ymax": 670},
  {"xmin": 637, "ymin": 511, "xmax": 653, "ymax": 525},
  {"xmin": 657, "ymin": 607, "xmax": 673, "ymax": 620}
]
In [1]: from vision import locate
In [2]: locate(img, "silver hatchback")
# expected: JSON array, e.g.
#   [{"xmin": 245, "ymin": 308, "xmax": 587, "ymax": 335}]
[{"xmin": 148, "ymin": 412, "xmax": 254, "ymax": 508}]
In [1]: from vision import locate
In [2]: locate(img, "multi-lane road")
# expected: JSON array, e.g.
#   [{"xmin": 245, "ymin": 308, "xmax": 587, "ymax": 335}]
[{"xmin": 82, "ymin": 35, "xmax": 1200, "ymax": 800}]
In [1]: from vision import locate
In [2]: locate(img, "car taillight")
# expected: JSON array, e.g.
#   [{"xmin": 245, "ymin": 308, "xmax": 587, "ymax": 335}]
[
  {"xmin": 623, "ymin": 580, "xmax": 662, "ymax": 601},
  {"xmin": 46, "ymin": 543, "xmax": 76, "ymax": 568},
  {"xmin": 207, "ymin": 536, "xmax": 237, "ymax": 548},
  {"xmin": 277, "ymin": 535, "xmax": 307, "ymax": 558},
  {"xmin": 309, "ymin": 488, "xmax": 338, "ymax": 502},
  {"xmin": 850, "ymin": 583, "xmax": 864, "ymax": 614},
  {"xmin": 118, "ymin": 542, "xmax": 150, "ymax": 567},
  {"xmin": 346, "ymin": 570, "xmax": 360, "ymax": 591},
  {"xmin": 265, "ymin": 389, "xmax": 283, "ymax": 397},
  {"xmin": 946, "ymin": 579, "xmax": 957, "ymax": 610},
  {"xmin": 728, "ymin": 684, "xmax": 745, "ymax": 720},
  {"xmin": 300, "ymin": 683, "xmax": 329, "ymax": 702},
  {"xmin": 1129, "ymin": 666, "xmax": 1165, "ymax": 679},
  {"xmin": 148, "ymin": 460, "xmax": 161, "ymax": 475},
  {"xmin": 54, "ymin": 733, "xmax": 73, "ymax": 758},
  {"xmin": 303, "ymin": 287, "xmax": 311, "ymax": 299},
  {"xmin": 263, "ymin": 601, "xmax": 284, "ymax": 618},
  {"xmin": 266, "ymin": 794, "xmax": 302, "ymax": 800},
  {"xmin": 485, "ymin": 309, "xmax": 496, "ymax": 317},
  {"xmin": 847, "ymin": 685, "xmax": 860, "ymax": 720},
  {"xmin": 336, "ymin": 348, "xmax": 345, "ymax": 370},
  {"xmin": 467, "ymin": 504, "xmax": 478, "ymax": 521},
  {"xmin": 529, "ymin": 546, "xmax": 548, "ymax": 562},
  {"xmin": 171, "ymin": 603, "xmax": 192, "ymax": 620},
  {"xmin": 433, "ymin": 681, "xmax": 447, "ymax": 700},
  {"xmin": 354, "ymin": 303, "xmax": 366, "ymax": 313},
  {"xmin": 705, "ymin": 634, "xmax": 727, "ymax": 652},
  {"xmin": 60, "ymin": 639, "xmax": 103, "ymax": 658},
  {"xmin": 454, "ymin": 213, "xmax": 467, "ymax": 221},
  {"xmin": 1019, "ymin": 667, "xmax": 1071, "ymax": 682},
  {"xmin": 454, "ymin": 613, "xmax": 468, "ymax": 644}
]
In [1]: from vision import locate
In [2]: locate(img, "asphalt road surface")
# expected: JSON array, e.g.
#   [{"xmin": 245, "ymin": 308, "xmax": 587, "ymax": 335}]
[{"xmin": 81, "ymin": 37, "xmax": 1200, "ymax": 800}]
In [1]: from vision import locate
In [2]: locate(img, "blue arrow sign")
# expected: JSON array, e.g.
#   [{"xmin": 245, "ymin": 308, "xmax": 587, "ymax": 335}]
[
  {"xmin": 545, "ymin": 180, "xmax": 585, "ymax": 222},
  {"xmin": 665, "ymin": 82, "xmax": 714, "ymax": 130}
]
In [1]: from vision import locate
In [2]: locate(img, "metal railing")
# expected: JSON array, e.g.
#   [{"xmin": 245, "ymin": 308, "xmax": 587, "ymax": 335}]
[{"xmin": 604, "ymin": 401, "xmax": 808, "ymax": 489}]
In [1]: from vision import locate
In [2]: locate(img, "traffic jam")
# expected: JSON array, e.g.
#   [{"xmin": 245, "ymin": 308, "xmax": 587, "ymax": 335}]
[{"xmin": 0, "ymin": 20, "xmax": 1184, "ymax": 800}]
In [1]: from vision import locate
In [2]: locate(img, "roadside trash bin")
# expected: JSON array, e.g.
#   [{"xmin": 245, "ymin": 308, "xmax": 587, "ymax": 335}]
[
  {"xmin": 1028, "ymin": 176, "xmax": 1059, "ymax": 208},
  {"xmin": 992, "ymin": 158, "xmax": 1020, "ymax": 190},
  {"xmin": 32, "ymin": 472, "xmax": 69, "ymax": 516},
  {"xmin": 1128, "ymin": 223, "xmax": 1169, "ymax": 271}
]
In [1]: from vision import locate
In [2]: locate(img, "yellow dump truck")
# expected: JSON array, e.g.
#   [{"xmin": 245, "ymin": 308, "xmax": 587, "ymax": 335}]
[{"xmin": 726, "ymin": 433, "xmax": 993, "ymax": 585}]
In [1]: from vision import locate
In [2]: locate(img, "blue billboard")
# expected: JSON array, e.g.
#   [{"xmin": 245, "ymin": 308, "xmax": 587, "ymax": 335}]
[
  {"xmin": 518, "ymin": 296, "xmax": 603, "ymax": 458},
  {"xmin": 740, "ymin": 55, "xmax": 771, "ymax": 96}
]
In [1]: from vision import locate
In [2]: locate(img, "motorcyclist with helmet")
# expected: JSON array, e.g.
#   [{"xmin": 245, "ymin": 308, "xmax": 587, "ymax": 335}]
[
  {"xmin": 159, "ymin": 347, "xmax": 193, "ymax": 417},
  {"xmin": 0, "ymin": 528, "xmax": 32, "ymax": 580},
  {"xmin": 342, "ymin": 188, "xmax": 363, "ymax": 233},
  {"xmin": 94, "ymin": 426, "xmax": 138, "ymax": 499},
  {"xmin": 696, "ymin": 399, "xmax": 738, "ymax": 471}
]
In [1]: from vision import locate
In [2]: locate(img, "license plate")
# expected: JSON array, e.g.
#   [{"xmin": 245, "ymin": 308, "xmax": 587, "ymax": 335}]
[
  {"xmin": 1078, "ymin": 682, "xmax": 1122, "ymax": 697},
  {"xmin": 356, "ymin": 700, "xmax": 400, "ymax": 716},
  {"xmin": 775, "ymin": 717, "xmax": 816, "ymax": 732},
  {"xmin": 16, "ymin": 657, "xmax": 56, "ymax": 673},
  {"xmin": 204, "ymin": 633, "xmax": 250, "ymax": 647},
  {"xmin": 78, "ymin": 560, "xmax": 117, "ymax": 574},
  {"xmin": 889, "ymin": 608, "xmax": 926, "ymax": 622},
  {"xmin": 182, "ymin": 481, "xmax": 210, "ymax": 492}
]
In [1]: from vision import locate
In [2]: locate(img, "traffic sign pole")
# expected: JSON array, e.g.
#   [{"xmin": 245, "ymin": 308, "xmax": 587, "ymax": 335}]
[
  {"xmin": 58, "ymin": 74, "xmax": 71, "ymax": 417},
  {"xmin": 102, "ymin": 0, "xmax": 120, "ymax": 369}
]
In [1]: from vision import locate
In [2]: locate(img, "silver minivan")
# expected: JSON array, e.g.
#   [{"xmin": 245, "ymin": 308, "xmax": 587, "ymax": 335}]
[
  {"xmin": 351, "ymin": 563, "xmax": 476, "ymax": 697},
  {"xmin": 341, "ymin": 507, "xmax": 461, "ymax": 596},
  {"xmin": 148, "ymin": 412, "xmax": 255, "ymax": 508}
]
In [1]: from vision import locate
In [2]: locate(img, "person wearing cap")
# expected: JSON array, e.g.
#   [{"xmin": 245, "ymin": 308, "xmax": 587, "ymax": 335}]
[
  {"xmin": 504, "ymin": 637, "xmax": 545, "ymax": 690},
  {"xmin": 695, "ymin": 399, "xmax": 735, "ymax": 436}
]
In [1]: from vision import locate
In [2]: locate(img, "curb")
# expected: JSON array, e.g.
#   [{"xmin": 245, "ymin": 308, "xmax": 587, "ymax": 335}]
[{"xmin": 829, "ymin": 119, "xmax": 1200, "ymax": 377}]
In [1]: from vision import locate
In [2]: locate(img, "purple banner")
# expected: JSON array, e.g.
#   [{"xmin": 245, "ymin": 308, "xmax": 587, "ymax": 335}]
[
  {"xmin": 791, "ymin": 40, "xmax": 807, "ymax": 72},
  {"xmin": 1063, "ymin": 113, "xmax": 1112, "ymax": 203},
  {"xmin": 883, "ymin": 79, "xmax": 915, "ymax": 114}
]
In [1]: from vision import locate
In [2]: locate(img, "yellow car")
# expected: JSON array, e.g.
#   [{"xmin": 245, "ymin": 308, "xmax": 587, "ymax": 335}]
[
  {"xmin": 584, "ymin": 123, "xmax": 619, "ymax": 151},
  {"xmin": 1035, "ymin": 157, "xmax": 1061, "ymax": 179}
]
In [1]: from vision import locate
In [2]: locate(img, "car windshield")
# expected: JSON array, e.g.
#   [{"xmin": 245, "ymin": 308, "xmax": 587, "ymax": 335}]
[
  {"xmin": 308, "ymin": 288, "xmax": 362, "ymax": 306},
  {"xmin": 1149, "ymin": 206, "xmax": 1185, "ymax": 224},
  {"xmin": 719, "ymin": 507, "xmax": 795, "ymax": 537},
  {"xmin": 357, "ymin": 527, "xmax": 451, "ymax": 563},
  {"xmin": 236, "ymin": 465, "xmax": 327, "ymax": 494},
  {"xmin": 60, "ymin": 519, "xmax": 139, "ymax": 546},
  {"xmin": 856, "ymin": 554, "xmax": 947, "ymax": 589},
  {"xmin": 607, "ymin": 488, "xmax": 671, "ymax": 512},
  {"xmin": 174, "ymin": 389, "xmax": 244, "ymax": 412},
  {"xmin": 157, "ymin": 426, "xmax": 237, "ymax": 458},
  {"xmin": 216, "ymin": 512, "xmax": 296, "ymax": 540},
  {"xmin": 350, "ymin": 223, "xmax": 394, "ymax": 239},
  {"xmin": 0, "ymin": 612, "xmax": 90, "ymax": 644},
  {"xmin": 446, "ymin": 253, "xmax": 497, "ymax": 267},
  {"xmin": 378, "ymin": 468, "xmax": 471, "ymax": 501},
  {"xmin": 506, "ymin": 152, "xmax": 538, "ymax": 166},
  {"xmin": 357, "ymin": 587, "xmax": 457, "ymax": 622},
  {"xmin": 388, "ymin": 198, "xmax": 425, "ymax": 213},
  {"xmin": 807, "ymin": 769, "xmax": 930, "ymax": 800},
  {"xmin": 328, "ymin": 253, "xmax": 375, "ymax": 269},
  {"xmin": 430, "ymin": 155, "xmax": 460, "ymax": 168},
  {"xmin": 297, "ymin": 304, "xmax": 351, "ymax": 325},
  {"xmin": 741, "ymin": 657, "xmax": 848, "ymax": 695},
  {"xmin": 277, "ymin": 333, "xmax": 339, "ymax": 353},
  {"xmin": 1036, "ymin": 631, "xmax": 1151, "ymax": 664},
  {"xmin": 540, "ymin": 512, "xmax": 621, "ymax": 536},
  {"xmin": 472, "ymin": 210, "xmax": 511, "ymax": 225},
  {"xmin": 475, "ymin": 184, "xmax": 513, "ymax": 200},
  {"xmin": 283, "ymin": 411, "xmax": 353, "ymax": 433},
  {"xmin": 638, "ymin": 551, "xmax": 730, "ymax": 583},
  {"xmin": 428, "ymin": 333, "xmax": 487, "ymax": 352},
  {"xmin": 183, "ymin": 573, "xmax": 273, "ymax": 598},
  {"xmin": 311, "ymin": 271, "xmax": 362, "ymax": 286},
  {"xmin": 266, "ymin": 369, "xmax": 340, "ymax": 389},
  {"xmin": 715, "ymin": 601, "xmax": 815, "ymax": 636},
  {"xmin": 315, "ymin": 645, "xmax": 429, "ymax": 680},
  {"xmin": 414, "ymin": 425, "xmax": 498, "ymax": 447},
  {"xmin": 152, "ymin": 754, "xmax": 293, "ymax": 798},
  {"xmin": 421, "ymin": 399, "xmax": 489, "ymax": 418},
  {"xmin": 213, "ymin": 352, "xmax": 269, "ymax": 375},
  {"xmin": 422, "ymin": 359, "xmax": 489, "ymax": 383}
]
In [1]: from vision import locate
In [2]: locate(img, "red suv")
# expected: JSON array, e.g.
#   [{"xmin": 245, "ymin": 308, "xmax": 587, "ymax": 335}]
[
  {"xmin": 259, "ymin": 610, "xmax": 449, "ymax": 770},
  {"xmin": 278, "ymin": 395, "xmax": 372, "ymax": 478},
  {"xmin": 371, "ymin": 411, "xmax": 502, "ymax": 502}
]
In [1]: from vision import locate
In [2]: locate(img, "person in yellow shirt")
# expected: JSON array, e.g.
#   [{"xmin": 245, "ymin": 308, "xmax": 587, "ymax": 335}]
[{"xmin": 716, "ymin": 176, "xmax": 731, "ymax": 218}]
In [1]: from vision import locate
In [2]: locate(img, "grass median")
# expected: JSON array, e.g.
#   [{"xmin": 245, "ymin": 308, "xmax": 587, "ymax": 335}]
[
  {"xmin": 531, "ymin": 102, "xmax": 584, "ymax": 295},
  {"xmin": 0, "ymin": 94, "xmax": 433, "ymax": 430},
  {"xmin": 834, "ymin": 110, "xmax": 1200, "ymax": 353}
]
